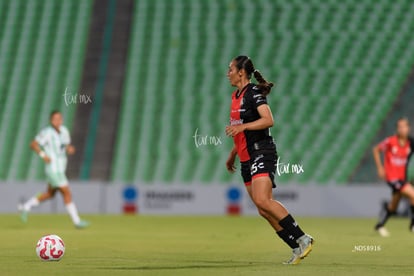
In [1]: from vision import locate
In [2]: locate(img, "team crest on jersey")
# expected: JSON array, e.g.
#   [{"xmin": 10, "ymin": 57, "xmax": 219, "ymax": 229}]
[
  {"xmin": 240, "ymin": 97, "xmax": 244, "ymax": 107},
  {"xmin": 392, "ymin": 146, "xmax": 398, "ymax": 154}
]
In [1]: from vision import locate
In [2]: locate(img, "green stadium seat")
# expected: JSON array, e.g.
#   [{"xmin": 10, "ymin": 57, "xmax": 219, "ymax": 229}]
[
  {"xmin": 0, "ymin": 0, "xmax": 92, "ymax": 181},
  {"xmin": 3, "ymin": 0, "xmax": 407, "ymax": 185}
]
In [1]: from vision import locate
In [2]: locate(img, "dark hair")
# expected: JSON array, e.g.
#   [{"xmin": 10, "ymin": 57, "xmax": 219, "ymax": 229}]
[
  {"xmin": 50, "ymin": 110, "xmax": 61, "ymax": 119},
  {"xmin": 233, "ymin": 55, "xmax": 274, "ymax": 96},
  {"xmin": 396, "ymin": 117, "xmax": 409, "ymax": 126}
]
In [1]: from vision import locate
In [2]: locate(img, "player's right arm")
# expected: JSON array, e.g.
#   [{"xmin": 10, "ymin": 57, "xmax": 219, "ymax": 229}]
[
  {"xmin": 226, "ymin": 145, "xmax": 237, "ymax": 173},
  {"xmin": 30, "ymin": 139, "xmax": 51, "ymax": 163},
  {"xmin": 373, "ymin": 140, "xmax": 386, "ymax": 180}
]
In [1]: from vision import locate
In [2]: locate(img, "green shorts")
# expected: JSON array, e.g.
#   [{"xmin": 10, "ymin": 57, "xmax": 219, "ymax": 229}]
[
  {"xmin": 407, "ymin": 155, "xmax": 414, "ymax": 184},
  {"xmin": 46, "ymin": 171, "xmax": 68, "ymax": 188}
]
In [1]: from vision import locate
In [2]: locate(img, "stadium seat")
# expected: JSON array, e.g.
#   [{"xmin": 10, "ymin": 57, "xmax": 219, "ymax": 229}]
[
  {"xmin": 112, "ymin": 0, "xmax": 414, "ymax": 184},
  {"xmin": 2, "ymin": 0, "xmax": 413, "ymax": 185},
  {"xmin": 0, "ymin": 0, "xmax": 92, "ymax": 181}
]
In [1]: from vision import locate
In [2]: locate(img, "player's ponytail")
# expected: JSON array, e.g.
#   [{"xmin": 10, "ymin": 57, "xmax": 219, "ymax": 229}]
[
  {"xmin": 253, "ymin": 69, "xmax": 274, "ymax": 96},
  {"xmin": 233, "ymin": 55, "xmax": 274, "ymax": 96}
]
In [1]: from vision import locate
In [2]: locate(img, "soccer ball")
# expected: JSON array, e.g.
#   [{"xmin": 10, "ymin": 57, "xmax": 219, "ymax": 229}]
[{"xmin": 35, "ymin": 234, "xmax": 65, "ymax": 261}]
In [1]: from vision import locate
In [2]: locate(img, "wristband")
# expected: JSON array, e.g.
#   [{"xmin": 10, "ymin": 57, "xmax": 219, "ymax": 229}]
[{"xmin": 39, "ymin": 151, "xmax": 46, "ymax": 158}]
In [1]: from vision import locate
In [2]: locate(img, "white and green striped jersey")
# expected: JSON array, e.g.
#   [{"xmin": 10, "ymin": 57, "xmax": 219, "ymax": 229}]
[{"xmin": 35, "ymin": 125, "xmax": 71, "ymax": 173}]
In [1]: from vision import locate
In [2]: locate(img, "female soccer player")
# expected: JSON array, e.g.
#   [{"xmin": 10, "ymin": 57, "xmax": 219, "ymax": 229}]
[
  {"xmin": 225, "ymin": 56, "xmax": 313, "ymax": 265},
  {"xmin": 19, "ymin": 110, "xmax": 89, "ymax": 229},
  {"xmin": 373, "ymin": 117, "xmax": 414, "ymax": 236}
]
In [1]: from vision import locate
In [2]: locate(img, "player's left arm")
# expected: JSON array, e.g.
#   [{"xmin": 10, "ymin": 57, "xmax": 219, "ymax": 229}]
[
  {"xmin": 409, "ymin": 136, "xmax": 414, "ymax": 150},
  {"xmin": 243, "ymin": 104, "xmax": 273, "ymax": 131},
  {"xmin": 64, "ymin": 128, "xmax": 75, "ymax": 155},
  {"xmin": 226, "ymin": 90, "xmax": 273, "ymax": 137},
  {"xmin": 66, "ymin": 144, "xmax": 75, "ymax": 155}
]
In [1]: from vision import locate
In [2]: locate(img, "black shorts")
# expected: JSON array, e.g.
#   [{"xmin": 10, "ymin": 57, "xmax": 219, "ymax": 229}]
[
  {"xmin": 240, "ymin": 148, "xmax": 277, "ymax": 189},
  {"xmin": 387, "ymin": 180, "xmax": 408, "ymax": 193},
  {"xmin": 241, "ymin": 161, "xmax": 252, "ymax": 185}
]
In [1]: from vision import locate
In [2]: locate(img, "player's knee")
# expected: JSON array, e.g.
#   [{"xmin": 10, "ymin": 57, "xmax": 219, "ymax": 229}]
[
  {"xmin": 253, "ymin": 196, "xmax": 271, "ymax": 212},
  {"xmin": 65, "ymin": 191, "xmax": 72, "ymax": 200},
  {"xmin": 257, "ymin": 207, "xmax": 269, "ymax": 218},
  {"xmin": 61, "ymin": 187, "xmax": 71, "ymax": 195}
]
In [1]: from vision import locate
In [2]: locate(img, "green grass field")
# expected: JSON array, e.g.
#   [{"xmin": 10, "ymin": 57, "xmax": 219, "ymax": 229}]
[{"xmin": 1, "ymin": 215, "xmax": 413, "ymax": 275}]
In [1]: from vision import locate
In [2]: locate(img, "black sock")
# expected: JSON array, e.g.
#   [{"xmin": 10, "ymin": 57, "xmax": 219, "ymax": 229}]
[
  {"xmin": 276, "ymin": 229, "xmax": 298, "ymax": 249},
  {"xmin": 410, "ymin": 205, "xmax": 414, "ymax": 228},
  {"xmin": 375, "ymin": 203, "xmax": 392, "ymax": 229},
  {"xmin": 279, "ymin": 214, "xmax": 305, "ymax": 241}
]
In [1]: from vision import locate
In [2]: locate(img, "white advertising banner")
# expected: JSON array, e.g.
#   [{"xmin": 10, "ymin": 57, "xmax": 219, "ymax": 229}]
[{"xmin": 0, "ymin": 181, "xmax": 406, "ymax": 217}]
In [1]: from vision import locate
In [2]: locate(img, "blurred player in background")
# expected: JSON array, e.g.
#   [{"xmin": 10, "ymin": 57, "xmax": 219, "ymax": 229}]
[
  {"xmin": 373, "ymin": 117, "xmax": 414, "ymax": 236},
  {"xmin": 19, "ymin": 110, "xmax": 89, "ymax": 229},
  {"xmin": 225, "ymin": 56, "xmax": 313, "ymax": 265}
]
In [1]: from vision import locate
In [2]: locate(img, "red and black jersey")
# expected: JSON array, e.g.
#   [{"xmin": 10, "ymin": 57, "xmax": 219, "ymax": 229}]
[
  {"xmin": 377, "ymin": 135, "xmax": 412, "ymax": 182},
  {"xmin": 230, "ymin": 83, "xmax": 273, "ymax": 162}
]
